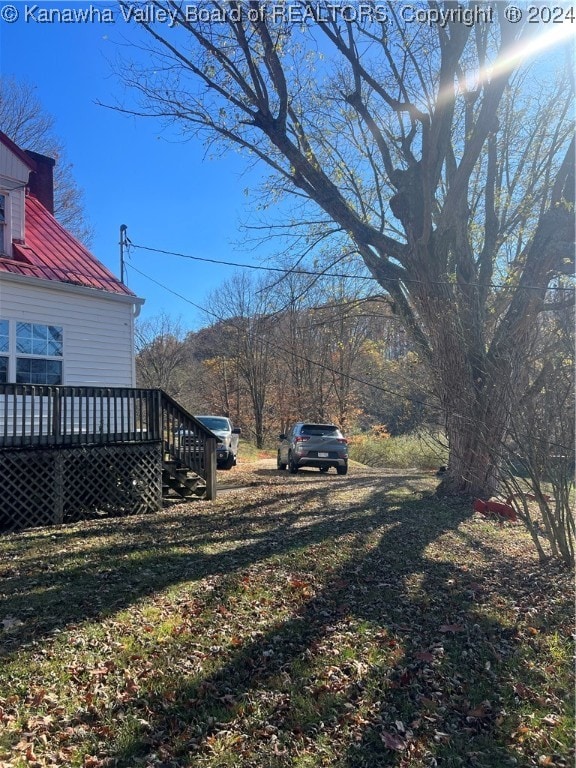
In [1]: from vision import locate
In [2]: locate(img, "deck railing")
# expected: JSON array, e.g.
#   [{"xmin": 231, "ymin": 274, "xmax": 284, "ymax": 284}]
[
  {"xmin": 0, "ymin": 386, "xmax": 218, "ymax": 529},
  {"xmin": 0, "ymin": 385, "xmax": 217, "ymax": 496},
  {"xmin": 0, "ymin": 384, "xmax": 162, "ymax": 447},
  {"xmin": 159, "ymin": 390, "xmax": 217, "ymax": 499}
]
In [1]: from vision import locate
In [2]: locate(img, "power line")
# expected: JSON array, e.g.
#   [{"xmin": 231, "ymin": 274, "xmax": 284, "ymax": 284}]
[
  {"xmin": 128, "ymin": 261, "xmax": 574, "ymax": 454},
  {"xmin": 130, "ymin": 242, "xmax": 375, "ymax": 281},
  {"xmin": 126, "ymin": 261, "xmax": 445, "ymax": 415},
  {"xmin": 129, "ymin": 241, "xmax": 575, "ymax": 294}
]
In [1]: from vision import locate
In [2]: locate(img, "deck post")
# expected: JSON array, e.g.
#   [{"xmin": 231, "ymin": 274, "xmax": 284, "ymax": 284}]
[
  {"xmin": 51, "ymin": 387, "xmax": 61, "ymax": 441},
  {"xmin": 53, "ymin": 451, "xmax": 64, "ymax": 524},
  {"xmin": 153, "ymin": 389, "xmax": 163, "ymax": 443},
  {"xmin": 205, "ymin": 437, "xmax": 217, "ymax": 500}
]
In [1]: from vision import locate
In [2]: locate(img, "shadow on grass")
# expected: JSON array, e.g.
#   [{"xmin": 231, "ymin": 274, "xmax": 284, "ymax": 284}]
[
  {"xmin": 0, "ymin": 472, "xmax": 426, "ymax": 655},
  {"xmin": 1, "ymin": 475, "xmax": 567, "ymax": 767},
  {"xmin": 98, "ymin": 494, "xmax": 534, "ymax": 767}
]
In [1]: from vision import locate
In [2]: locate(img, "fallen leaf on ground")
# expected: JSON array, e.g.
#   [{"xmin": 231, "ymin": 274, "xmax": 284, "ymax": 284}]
[
  {"xmin": 380, "ymin": 731, "xmax": 407, "ymax": 751},
  {"xmin": 439, "ymin": 623, "xmax": 464, "ymax": 633}
]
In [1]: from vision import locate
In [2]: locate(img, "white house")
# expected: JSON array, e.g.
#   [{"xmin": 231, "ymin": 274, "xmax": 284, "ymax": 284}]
[
  {"xmin": 0, "ymin": 133, "xmax": 217, "ymax": 531},
  {"xmin": 0, "ymin": 131, "xmax": 143, "ymax": 387}
]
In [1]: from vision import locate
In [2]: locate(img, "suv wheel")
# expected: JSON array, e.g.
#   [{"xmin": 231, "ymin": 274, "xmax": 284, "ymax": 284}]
[
  {"xmin": 277, "ymin": 452, "xmax": 287, "ymax": 471},
  {"xmin": 288, "ymin": 453, "xmax": 299, "ymax": 474},
  {"xmin": 337, "ymin": 464, "xmax": 348, "ymax": 476}
]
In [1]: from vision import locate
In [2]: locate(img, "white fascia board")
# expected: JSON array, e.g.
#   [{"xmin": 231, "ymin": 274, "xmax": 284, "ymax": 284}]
[{"xmin": 0, "ymin": 270, "xmax": 145, "ymax": 312}]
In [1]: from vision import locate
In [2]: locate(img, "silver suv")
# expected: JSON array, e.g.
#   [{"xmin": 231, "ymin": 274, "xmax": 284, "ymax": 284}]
[{"xmin": 277, "ymin": 422, "xmax": 348, "ymax": 475}]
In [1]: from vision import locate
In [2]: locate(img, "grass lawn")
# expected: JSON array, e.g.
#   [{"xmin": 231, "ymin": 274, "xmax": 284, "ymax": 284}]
[{"xmin": 0, "ymin": 468, "xmax": 573, "ymax": 767}]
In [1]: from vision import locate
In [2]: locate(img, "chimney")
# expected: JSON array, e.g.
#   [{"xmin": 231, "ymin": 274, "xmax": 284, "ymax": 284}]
[{"xmin": 25, "ymin": 150, "xmax": 56, "ymax": 214}]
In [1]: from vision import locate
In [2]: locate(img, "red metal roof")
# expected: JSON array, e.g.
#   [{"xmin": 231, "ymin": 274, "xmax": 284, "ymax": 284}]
[{"xmin": 1, "ymin": 195, "xmax": 135, "ymax": 297}]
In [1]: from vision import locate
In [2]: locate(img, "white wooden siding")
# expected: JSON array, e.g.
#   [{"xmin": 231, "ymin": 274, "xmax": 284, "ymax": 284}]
[
  {"xmin": 0, "ymin": 276, "xmax": 139, "ymax": 387},
  {"xmin": 9, "ymin": 187, "xmax": 25, "ymax": 242},
  {"xmin": 0, "ymin": 144, "xmax": 30, "ymax": 185},
  {"xmin": 0, "ymin": 146, "xmax": 30, "ymax": 249}
]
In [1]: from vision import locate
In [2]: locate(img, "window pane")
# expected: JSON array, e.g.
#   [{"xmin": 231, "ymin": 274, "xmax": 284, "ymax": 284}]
[
  {"xmin": 44, "ymin": 360, "xmax": 62, "ymax": 384},
  {"xmin": 33, "ymin": 325, "xmax": 48, "ymax": 356},
  {"xmin": 32, "ymin": 339, "xmax": 48, "ymax": 355},
  {"xmin": 0, "ymin": 319, "xmax": 8, "ymax": 353},
  {"xmin": 16, "ymin": 323, "xmax": 62, "ymax": 356},
  {"xmin": 47, "ymin": 326, "xmax": 63, "ymax": 355},
  {"xmin": 15, "ymin": 359, "xmax": 32, "ymax": 383},
  {"xmin": 16, "ymin": 322, "xmax": 32, "ymax": 354},
  {"xmin": 16, "ymin": 358, "xmax": 62, "ymax": 385},
  {"xmin": 0, "ymin": 356, "xmax": 7, "ymax": 383}
]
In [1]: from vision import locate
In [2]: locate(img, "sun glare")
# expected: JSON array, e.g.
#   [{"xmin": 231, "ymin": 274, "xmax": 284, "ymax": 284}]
[
  {"xmin": 445, "ymin": 21, "xmax": 575, "ymax": 104},
  {"xmin": 491, "ymin": 20, "xmax": 575, "ymax": 76}
]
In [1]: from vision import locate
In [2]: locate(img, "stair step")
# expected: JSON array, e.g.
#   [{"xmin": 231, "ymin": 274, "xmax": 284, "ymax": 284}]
[
  {"xmin": 162, "ymin": 484, "xmax": 206, "ymax": 499},
  {"xmin": 163, "ymin": 460, "xmax": 193, "ymax": 473},
  {"xmin": 161, "ymin": 455, "xmax": 209, "ymax": 500},
  {"xmin": 163, "ymin": 475, "xmax": 203, "ymax": 491}
]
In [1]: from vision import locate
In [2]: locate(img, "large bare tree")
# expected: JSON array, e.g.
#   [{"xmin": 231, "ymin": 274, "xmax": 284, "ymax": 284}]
[
  {"xmin": 115, "ymin": 1, "xmax": 575, "ymax": 495},
  {"xmin": 0, "ymin": 76, "xmax": 93, "ymax": 245}
]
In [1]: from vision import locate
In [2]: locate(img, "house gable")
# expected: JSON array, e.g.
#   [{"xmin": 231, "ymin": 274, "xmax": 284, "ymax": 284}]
[
  {"xmin": 0, "ymin": 130, "xmax": 136, "ymax": 297},
  {"xmin": 0, "ymin": 132, "xmax": 35, "ymax": 252},
  {"xmin": 0, "ymin": 132, "xmax": 144, "ymax": 387}
]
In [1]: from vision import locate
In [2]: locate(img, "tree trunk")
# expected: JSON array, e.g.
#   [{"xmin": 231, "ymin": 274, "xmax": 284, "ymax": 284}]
[
  {"xmin": 409, "ymin": 280, "xmax": 518, "ymax": 498},
  {"xmin": 439, "ymin": 412, "xmax": 502, "ymax": 497},
  {"xmin": 434, "ymin": 341, "xmax": 519, "ymax": 498}
]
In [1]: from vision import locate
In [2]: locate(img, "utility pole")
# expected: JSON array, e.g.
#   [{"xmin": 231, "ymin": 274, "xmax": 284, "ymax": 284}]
[{"xmin": 119, "ymin": 224, "xmax": 128, "ymax": 284}]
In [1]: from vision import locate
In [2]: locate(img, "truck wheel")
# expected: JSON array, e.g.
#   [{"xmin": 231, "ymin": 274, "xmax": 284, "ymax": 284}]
[{"xmin": 222, "ymin": 453, "xmax": 235, "ymax": 470}]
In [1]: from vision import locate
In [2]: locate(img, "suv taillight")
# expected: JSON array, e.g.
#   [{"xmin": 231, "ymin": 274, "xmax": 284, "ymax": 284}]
[
  {"xmin": 295, "ymin": 436, "xmax": 310, "ymax": 443},
  {"xmin": 336, "ymin": 438, "xmax": 347, "ymax": 444}
]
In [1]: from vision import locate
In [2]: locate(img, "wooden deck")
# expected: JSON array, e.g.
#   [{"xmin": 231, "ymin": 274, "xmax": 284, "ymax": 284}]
[{"xmin": 0, "ymin": 385, "xmax": 217, "ymax": 531}]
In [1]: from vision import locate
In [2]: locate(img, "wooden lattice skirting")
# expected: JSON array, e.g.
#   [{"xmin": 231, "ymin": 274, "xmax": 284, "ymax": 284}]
[{"xmin": 0, "ymin": 442, "xmax": 163, "ymax": 532}]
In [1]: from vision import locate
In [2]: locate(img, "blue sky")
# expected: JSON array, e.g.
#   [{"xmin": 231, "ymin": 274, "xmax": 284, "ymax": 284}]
[
  {"xmin": 1, "ymin": 4, "xmax": 573, "ymax": 330},
  {"xmin": 0, "ymin": 1, "xmax": 272, "ymax": 329}
]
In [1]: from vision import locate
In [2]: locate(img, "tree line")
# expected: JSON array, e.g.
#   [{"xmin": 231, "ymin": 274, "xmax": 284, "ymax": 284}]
[
  {"xmin": 136, "ymin": 271, "xmax": 432, "ymax": 446},
  {"xmin": 137, "ymin": 271, "xmax": 574, "ymax": 566}
]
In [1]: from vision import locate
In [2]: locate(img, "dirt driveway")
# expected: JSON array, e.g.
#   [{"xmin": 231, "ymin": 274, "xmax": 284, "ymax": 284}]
[{"xmin": 215, "ymin": 457, "xmax": 434, "ymax": 498}]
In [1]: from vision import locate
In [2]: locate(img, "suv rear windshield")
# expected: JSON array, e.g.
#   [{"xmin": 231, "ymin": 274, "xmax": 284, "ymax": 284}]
[{"xmin": 301, "ymin": 424, "xmax": 341, "ymax": 437}]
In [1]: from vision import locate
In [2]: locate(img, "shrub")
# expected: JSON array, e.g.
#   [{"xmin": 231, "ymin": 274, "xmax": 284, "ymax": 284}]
[{"xmin": 349, "ymin": 431, "xmax": 447, "ymax": 469}]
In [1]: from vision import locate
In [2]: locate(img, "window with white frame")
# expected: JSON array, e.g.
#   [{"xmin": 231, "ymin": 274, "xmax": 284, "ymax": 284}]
[{"xmin": 12, "ymin": 322, "xmax": 63, "ymax": 385}]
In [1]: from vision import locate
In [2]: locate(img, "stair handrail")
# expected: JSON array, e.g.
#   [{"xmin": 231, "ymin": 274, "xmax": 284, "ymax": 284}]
[{"xmin": 156, "ymin": 390, "xmax": 218, "ymax": 500}]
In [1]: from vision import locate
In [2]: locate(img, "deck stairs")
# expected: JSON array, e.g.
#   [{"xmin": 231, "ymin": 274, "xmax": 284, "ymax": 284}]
[{"xmin": 162, "ymin": 454, "xmax": 208, "ymax": 499}]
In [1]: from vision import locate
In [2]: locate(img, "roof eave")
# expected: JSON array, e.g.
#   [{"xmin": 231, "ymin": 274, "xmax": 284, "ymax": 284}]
[{"xmin": 0, "ymin": 269, "xmax": 145, "ymax": 307}]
